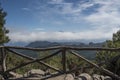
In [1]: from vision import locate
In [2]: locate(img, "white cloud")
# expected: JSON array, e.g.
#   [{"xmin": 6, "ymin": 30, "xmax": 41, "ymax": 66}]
[
  {"xmin": 8, "ymin": 29, "xmax": 116, "ymax": 42},
  {"xmin": 22, "ymin": 8, "xmax": 31, "ymax": 11},
  {"xmin": 49, "ymin": 0, "xmax": 63, "ymax": 4},
  {"xmin": 84, "ymin": 0, "xmax": 120, "ymax": 32},
  {"xmin": 58, "ymin": 0, "xmax": 120, "ymax": 24},
  {"xmin": 34, "ymin": 28, "xmax": 44, "ymax": 31}
]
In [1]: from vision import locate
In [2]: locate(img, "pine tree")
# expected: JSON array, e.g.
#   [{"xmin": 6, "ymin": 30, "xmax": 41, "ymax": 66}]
[{"xmin": 0, "ymin": 5, "xmax": 9, "ymax": 45}]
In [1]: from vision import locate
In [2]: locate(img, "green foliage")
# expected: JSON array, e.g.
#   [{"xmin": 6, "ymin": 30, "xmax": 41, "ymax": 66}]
[
  {"xmin": 0, "ymin": 5, "xmax": 9, "ymax": 45},
  {"xmin": 6, "ymin": 51, "xmax": 42, "ymax": 74},
  {"xmin": 96, "ymin": 30, "xmax": 120, "ymax": 75}
]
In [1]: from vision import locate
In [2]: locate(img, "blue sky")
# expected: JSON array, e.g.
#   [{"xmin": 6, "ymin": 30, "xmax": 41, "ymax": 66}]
[{"xmin": 1, "ymin": 0, "xmax": 120, "ymax": 43}]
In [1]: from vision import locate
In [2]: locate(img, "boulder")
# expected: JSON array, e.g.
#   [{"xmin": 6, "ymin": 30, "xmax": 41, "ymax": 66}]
[
  {"xmin": 47, "ymin": 74, "xmax": 74, "ymax": 80},
  {"xmin": 77, "ymin": 73, "xmax": 92, "ymax": 80},
  {"xmin": 9, "ymin": 71, "xmax": 23, "ymax": 78},
  {"xmin": 27, "ymin": 69, "xmax": 45, "ymax": 77},
  {"xmin": 92, "ymin": 74, "xmax": 104, "ymax": 80},
  {"xmin": 104, "ymin": 76, "xmax": 112, "ymax": 80}
]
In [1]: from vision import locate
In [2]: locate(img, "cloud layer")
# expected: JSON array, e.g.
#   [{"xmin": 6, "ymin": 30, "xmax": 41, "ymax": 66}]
[{"xmin": 9, "ymin": 29, "xmax": 118, "ymax": 42}]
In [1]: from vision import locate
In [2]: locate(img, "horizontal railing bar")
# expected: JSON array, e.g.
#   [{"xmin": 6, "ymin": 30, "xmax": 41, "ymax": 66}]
[
  {"xmin": 6, "ymin": 48, "xmax": 61, "ymax": 72},
  {"xmin": 0, "ymin": 46, "xmax": 119, "ymax": 51},
  {"xmin": 5, "ymin": 46, "xmax": 61, "ymax": 51},
  {"xmin": 68, "ymin": 47, "xmax": 120, "ymax": 51},
  {"xmin": 0, "ymin": 46, "xmax": 4, "ymax": 48}
]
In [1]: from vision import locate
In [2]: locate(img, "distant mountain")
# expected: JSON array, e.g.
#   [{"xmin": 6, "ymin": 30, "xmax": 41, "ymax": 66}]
[
  {"xmin": 26, "ymin": 41, "xmax": 60, "ymax": 48},
  {"xmin": 23, "ymin": 41, "xmax": 105, "ymax": 59},
  {"xmin": 26, "ymin": 41, "xmax": 105, "ymax": 48}
]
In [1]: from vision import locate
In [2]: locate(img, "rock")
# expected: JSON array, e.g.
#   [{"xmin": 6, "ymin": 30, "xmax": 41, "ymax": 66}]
[
  {"xmin": 47, "ymin": 74, "xmax": 74, "ymax": 80},
  {"xmin": 65, "ymin": 74, "xmax": 74, "ymax": 80},
  {"xmin": 104, "ymin": 76, "xmax": 112, "ymax": 80},
  {"xmin": 27, "ymin": 69, "xmax": 45, "ymax": 77},
  {"xmin": 9, "ymin": 71, "xmax": 23, "ymax": 78},
  {"xmin": 0, "ymin": 75, "xmax": 4, "ymax": 80},
  {"xmin": 77, "ymin": 73, "xmax": 92, "ymax": 80},
  {"xmin": 93, "ymin": 74, "xmax": 112, "ymax": 80},
  {"xmin": 92, "ymin": 74, "xmax": 104, "ymax": 80}
]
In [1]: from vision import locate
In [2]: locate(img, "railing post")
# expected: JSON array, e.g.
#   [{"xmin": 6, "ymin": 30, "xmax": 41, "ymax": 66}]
[
  {"xmin": 62, "ymin": 47, "xmax": 66, "ymax": 72},
  {"xmin": 0, "ymin": 47, "xmax": 8, "ymax": 79},
  {"xmin": 0, "ymin": 48, "xmax": 2, "ymax": 73},
  {"xmin": 1, "ymin": 47, "xmax": 7, "ymax": 72}
]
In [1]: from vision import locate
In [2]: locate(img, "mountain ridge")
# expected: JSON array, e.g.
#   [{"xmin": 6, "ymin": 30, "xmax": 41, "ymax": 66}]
[{"xmin": 26, "ymin": 41, "xmax": 105, "ymax": 48}]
